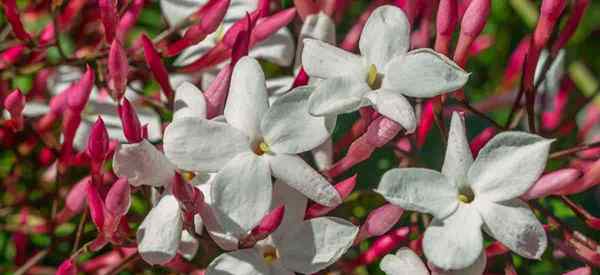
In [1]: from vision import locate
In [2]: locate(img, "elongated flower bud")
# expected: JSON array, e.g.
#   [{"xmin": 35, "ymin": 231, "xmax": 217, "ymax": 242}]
[
  {"xmin": 56, "ymin": 177, "xmax": 90, "ymax": 223},
  {"xmin": 552, "ymin": 0, "xmax": 589, "ymax": 55},
  {"xmin": 355, "ymin": 227, "xmax": 410, "ymax": 266},
  {"xmin": 522, "ymin": 169, "xmax": 583, "ymax": 200},
  {"xmin": 105, "ymin": 177, "xmax": 131, "ymax": 218},
  {"xmin": 172, "ymin": 174, "xmax": 204, "ymax": 214},
  {"xmin": 141, "ymin": 34, "xmax": 174, "ymax": 103},
  {"xmin": 86, "ymin": 179, "xmax": 105, "ymax": 230},
  {"xmin": 4, "ymin": 89, "xmax": 25, "ymax": 131},
  {"xmin": 251, "ymin": 8, "xmax": 297, "ymax": 43},
  {"xmin": 67, "ymin": 65, "xmax": 95, "ymax": 112},
  {"xmin": 470, "ymin": 127, "xmax": 496, "ymax": 157},
  {"xmin": 99, "ymin": 0, "xmax": 118, "ymax": 43},
  {"xmin": 108, "ymin": 40, "xmax": 129, "ymax": 99},
  {"xmin": 1, "ymin": 0, "xmax": 31, "ymax": 41},
  {"xmin": 250, "ymin": 205, "xmax": 285, "ymax": 241},
  {"xmin": 294, "ymin": 0, "xmax": 319, "ymax": 20},
  {"xmin": 0, "ymin": 45, "xmax": 25, "ymax": 70},
  {"xmin": 306, "ymin": 175, "xmax": 357, "ymax": 218},
  {"xmin": 502, "ymin": 36, "xmax": 531, "ymax": 88},
  {"xmin": 116, "ymin": 0, "xmax": 144, "ymax": 42},
  {"xmin": 435, "ymin": 0, "xmax": 458, "ymax": 55},
  {"xmin": 87, "ymin": 117, "xmax": 109, "ymax": 163},
  {"xmin": 57, "ymin": 259, "xmax": 77, "ymax": 275},
  {"xmin": 454, "ymin": 0, "xmax": 491, "ymax": 66},
  {"xmin": 356, "ymin": 204, "xmax": 404, "ymax": 243},
  {"xmin": 204, "ymin": 64, "xmax": 233, "ymax": 118},
  {"xmin": 559, "ymin": 159, "xmax": 600, "ymax": 195},
  {"xmin": 328, "ymin": 135, "xmax": 375, "ymax": 178},
  {"xmin": 366, "ymin": 117, "xmax": 403, "ymax": 147},
  {"xmin": 117, "ymin": 98, "xmax": 143, "ymax": 143}
]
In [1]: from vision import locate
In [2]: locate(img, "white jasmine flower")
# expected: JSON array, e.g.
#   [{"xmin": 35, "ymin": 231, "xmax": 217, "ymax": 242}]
[
  {"xmin": 164, "ymin": 57, "xmax": 341, "ymax": 243},
  {"xmin": 380, "ymin": 247, "xmax": 486, "ymax": 275},
  {"xmin": 376, "ymin": 112, "xmax": 552, "ymax": 270},
  {"xmin": 302, "ymin": 5, "xmax": 469, "ymax": 133},
  {"xmin": 294, "ymin": 11, "xmax": 336, "ymax": 72},
  {"xmin": 137, "ymin": 193, "xmax": 183, "ymax": 265},
  {"xmin": 206, "ymin": 180, "xmax": 358, "ymax": 275}
]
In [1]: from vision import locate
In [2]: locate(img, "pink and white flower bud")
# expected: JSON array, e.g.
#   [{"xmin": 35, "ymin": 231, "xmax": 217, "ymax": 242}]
[
  {"xmin": 99, "ymin": 0, "xmax": 118, "ymax": 43},
  {"xmin": 1, "ymin": 0, "xmax": 31, "ymax": 41},
  {"xmin": 56, "ymin": 259, "xmax": 77, "ymax": 275},
  {"xmin": 87, "ymin": 181, "xmax": 106, "ymax": 230},
  {"xmin": 470, "ymin": 127, "xmax": 496, "ymax": 157},
  {"xmin": 522, "ymin": 169, "xmax": 583, "ymax": 200},
  {"xmin": 108, "ymin": 39, "xmax": 129, "ymax": 99},
  {"xmin": 356, "ymin": 204, "xmax": 404, "ymax": 243},
  {"xmin": 56, "ymin": 176, "xmax": 90, "ymax": 223},
  {"xmin": 453, "ymin": 0, "xmax": 491, "ymax": 66},
  {"xmin": 204, "ymin": 64, "xmax": 233, "ymax": 118},
  {"xmin": 3, "ymin": 89, "xmax": 25, "ymax": 131},
  {"xmin": 249, "ymin": 205, "xmax": 285, "ymax": 241},
  {"xmin": 141, "ymin": 34, "xmax": 175, "ymax": 102},
  {"xmin": 172, "ymin": 174, "xmax": 204, "ymax": 214},
  {"xmin": 0, "ymin": 45, "xmax": 25, "ymax": 70},
  {"xmin": 117, "ymin": 98, "xmax": 143, "ymax": 143},
  {"xmin": 87, "ymin": 117, "xmax": 109, "ymax": 164},
  {"xmin": 366, "ymin": 117, "xmax": 402, "ymax": 147},
  {"xmin": 105, "ymin": 177, "xmax": 131, "ymax": 218},
  {"xmin": 435, "ymin": 0, "xmax": 458, "ymax": 55},
  {"xmin": 328, "ymin": 135, "xmax": 375, "ymax": 178},
  {"xmin": 67, "ymin": 65, "xmax": 95, "ymax": 112},
  {"xmin": 559, "ymin": 159, "xmax": 600, "ymax": 195},
  {"xmin": 306, "ymin": 175, "xmax": 357, "ymax": 218}
]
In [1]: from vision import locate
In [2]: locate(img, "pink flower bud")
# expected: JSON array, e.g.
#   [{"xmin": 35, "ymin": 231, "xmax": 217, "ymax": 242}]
[
  {"xmin": 56, "ymin": 177, "xmax": 90, "ymax": 224},
  {"xmin": 99, "ymin": 0, "xmax": 118, "ymax": 43},
  {"xmin": 292, "ymin": 67, "xmax": 309, "ymax": 88},
  {"xmin": 250, "ymin": 205, "xmax": 285, "ymax": 240},
  {"xmin": 453, "ymin": 0, "xmax": 491, "ymax": 66},
  {"xmin": 3, "ymin": 89, "xmax": 25, "ymax": 130},
  {"xmin": 365, "ymin": 117, "xmax": 402, "ymax": 147},
  {"xmin": 57, "ymin": 0, "xmax": 86, "ymax": 29},
  {"xmin": 116, "ymin": 0, "xmax": 144, "ymax": 42},
  {"xmin": 86, "ymin": 181, "xmax": 106, "ymax": 230},
  {"xmin": 0, "ymin": 44, "xmax": 25, "ymax": 70},
  {"xmin": 172, "ymin": 174, "xmax": 204, "ymax": 214},
  {"xmin": 502, "ymin": 36, "xmax": 531, "ymax": 88},
  {"xmin": 470, "ymin": 127, "xmax": 496, "ymax": 157},
  {"xmin": 108, "ymin": 39, "xmax": 129, "ymax": 99},
  {"xmin": 1, "ymin": 0, "xmax": 31, "ymax": 41},
  {"xmin": 231, "ymin": 20, "xmax": 252, "ymax": 64},
  {"xmin": 60, "ymin": 110, "xmax": 82, "ymax": 163},
  {"xmin": 294, "ymin": 0, "xmax": 320, "ymax": 20},
  {"xmin": 340, "ymin": 0, "xmax": 387, "ymax": 51},
  {"xmin": 416, "ymin": 100, "xmax": 435, "ymax": 148},
  {"xmin": 105, "ymin": 177, "xmax": 131, "ymax": 217},
  {"xmin": 306, "ymin": 175, "xmax": 357, "ymax": 218},
  {"xmin": 117, "ymin": 98, "xmax": 143, "ymax": 143},
  {"xmin": 57, "ymin": 259, "xmax": 77, "ymax": 275},
  {"xmin": 559, "ymin": 159, "xmax": 600, "ymax": 195},
  {"xmin": 38, "ymin": 147, "xmax": 56, "ymax": 166},
  {"xmin": 522, "ymin": 169, "xmax": 583, "ymax": 200},
  {"xmin": 355, "ymin": 227, "xmax": 410, "ymax": 266},
  {"xmin": 87, "ymin": 117, "xmax": 109, "ymax": 163},
  {"xmin": 38, "ymin": 24, "xmax": 56, "ymax": 47},
  {"xmin": 552, "ymin": 0, "xmax": 589, "ymax": 55},
  {"xmin": 141, "ymin": 34, "xmax": 174, "ymax": 102},
  {"xmin": 328, "ymin": 135, "xmax": 375, "ymax": 178},
  {"xmin": 251, "ymin": 8, "xmax": 297, "ymax": 44},
  {"xmin": 67, "ymin": 65, "xmax": 95, "ymax": 112},
  {"xmin": 204, "ymin": 64, "xmax": 233, "ymax": 118},
  {"xmin": 357, "ymin": 204, "xmax": 404, "ymax": 243},
  {"xmin": 435, "ymin": 0, "xmax": 458, "ymax": 55}
]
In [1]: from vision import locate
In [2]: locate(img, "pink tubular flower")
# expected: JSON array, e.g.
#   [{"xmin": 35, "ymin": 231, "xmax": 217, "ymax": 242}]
[
  {"xmin": 117, "ymin": 98, "xmax": 143, "ymax": 143},
  {"xmin": 552, "ymin": 0, "xmax": 589, "ymax": 55},
  {"xmin": 356, "ymin": 203, "xmax": 404, "ymax": 243},
  {"xmin": 116, "ymin": 0, "xmax": 144, "ymax": 42},
  {"xmin": 328, "ymin": 135, "xmax": 375, "ymax": 178},
  {"xmin": 0, "ymin": 45, "xmax": 25, "ymax": 70},
  {"xmin": 87, "ymin": 117, "xmax": 109, "ymax": 166},
  {"xmin": 435, "ymin": 0, "xmax": 458, "ymax": 55},
  {"xmin": 87, "ymin": 180, "xmax": 106, "ymax": 231},
  {"xmin": 416, "ymin": 100, "xmax": 435, "ymax": 148},
  {"xmin": 3, "ymin": 89, "xmax": 25, "ymax": 131},
  {"xmin": 141, "ymin": 34, "xmax": 175, "ymax": 103},
  {"xmin": 563, "ymin": 266, "xmax": 592, "ymax": 275},
  {"xmin": 521, "ymin": 169, "xmax": 583, "ymax": 200},
  {"xmin": 67, "ymin": 65, "xmax": 95, "ymax": 113},
  {"xmin": 104, "ymin": 177, "xmax": 131, "ymax": 218},
  {"xmin": 306, "ymin": 175, "xmax": 357, "ymax": 218},
  {"xmin": 108, "ymin": 39, "xmax": 129, "ymax": 99},
  {"xmin": 501, "ymin": 36, "xmax": 531, "ymax": 89},
  {"xmin": 56, "ymin": 259, "xmax": 77, "ymax": 275},
  {"xmin": 469, "ymin": 127, "xmax": 496, "ymax": 157},
  {"xmin": 99, "ymin": 0, "xmax": 118, "ymax": 43},
  {"xmin": 453, "ymin": 0, "xmax": 491, "ymax": 67},
  {"xmin": 172, "ymin": 174, "xmax": 204, "ymax": 214},
  {"xmin": 353, "ymin": 227, "xmax": 410, "ymax": 266},
  {"xmin": 56, "ymin": 177, "xmax": 90, "ymax": 224},
  {"xmin": 1, "ymin": 0, "xmax": 31, "ymax": 41},
  {"xmin": 248, "ymin": 205, "xmax": 285, "ymax": 241}
]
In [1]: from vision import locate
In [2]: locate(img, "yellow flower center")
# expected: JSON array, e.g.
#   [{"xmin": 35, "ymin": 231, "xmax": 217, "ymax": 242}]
[
  {"xmin": 458, "ymin": 186, "xmax": 475, "ymax": 203},
  {"xmin": 262, "ymin": 246, "xmax": 278, "ymax": 264},
  {"xmin": 367, "ymin": 64, "xmax": 379, "ymax": 89},
  {"xmin": 181, "ymin": 171, "xmax": 195, "ymax": 181},
  {"xmin": 255, "ymin": 141, "xmax": 271, "ymax": 155},
  {"xmin": 215, "ymin": 24, "xmax": 225, "ymax": 42}
]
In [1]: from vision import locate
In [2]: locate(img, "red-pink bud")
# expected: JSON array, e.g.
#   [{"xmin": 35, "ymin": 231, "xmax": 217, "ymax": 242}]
[
  {"xmin": 87, "ymin": 117, "xmax": 109, "ymax": 163},
  {"xmin": 292, "ymin": 67, "xmax": 309, "ymax": 88},
  {"xmin": 108, "ymin": 40, "xmax": 129, "ymax": 99},
  {"xmin": 57, "ymin": 258, "xmax": 77, "ymax": 275},
  {"xmin": 56, "ymin": 177, "xmax": 90, "ymax": 223},
  {"xmin": 435, "ymin": 0, "xmax": 458, "ymax": 55},
  {"xmin": 559, "ymin": 159, "xmax": 600, "ymax": 195},
  {"xmin": 38, "ymin": 24, "xmax": 56, "ymax": 47},
  {"xmin": 355, "ymin": 227, "xmax": 410, "ymax": 265},
  {"xmin": 470, "ymin": 127, "xmax": 496, "ymax": 157},
  {"xmin": 99, "ymin": 0, "xmax": 118, "ymax": 43},
  {"xmin": 67, "ymin": 65, "xmax": 95, "ymax": 112},
  {"xmin": 365, "ymin": 117, "xmax": 403, "ymax": 148},
  {"xmin": 204, "ymin": 64, "xmax": 233, "ymax": 118},
  {"xmin": 328, "ymin": 136, "xmax": 375, "ymax": 178},
  {"xmin": 454, "ymin": 0, "xmax": 491, "ymax": 66},
  {"xmin": 172, "ymin": 174, "xmax": 204, "ymax": 214},
  {"xmin": 502, "ymin": 36, "xmax": 531, "ymax": 88},
  {"xmin": 116, "ymin": 0, "xmax": 144, "ymax": 42},
  {"xmin": 141, "ymin": 34, "xmax": 174, "ymax": 102},
  {"xmin": 251, "ymin": 8, "xmax": 297, "ymax": 43},
  {"xmin": 1, "ymin": 0, "xmax": 31, "ymax": 41},
  {"xmin": 306, "ymin": 175, "xmax": 357, "ymax": 218},
  {"xmin": 552, "ymin": 0, "xmax": 589, "ymax": 55},
  {"xmin": 38, "ymin": 147, "xmax": 56, "ymax": 166},
  {"xmin": 231, "ymin": 17, "xmax": 252, "ymax": 64},
  {"xmin": 87, "ymin": 181, "xmax": 106, "ymax": 230},
  {"xmin": 117, "ymin": 98, "xmax": 143, "ymax": 143},
  {"xmin": 522, "ymin": 169, "xmax": 583, "ymax": 200},
  {"xmin": 250, "ymin": 205, "xmax": 285, "ymax": 240},
  {"xmin": 0, "ymin": 44, "xmax": 25, "ymax": 70},
  {"xmin": 3, "ymin": 89, "xmax": 25, "ymax": 130},
  {"xmin": 105, "ymin": 177, "xmax": 131, "ymax": 217},
  {"xmin": 57, "ymin": 0, "xmax": 86, "ymax": 29},
  {"xmin": 294, "ymin": 0, "xmax": 320, "ymax": 20},
  {"xmin": 417, "ymin": 100, "xmax": 435, "ymax": 148},
  {"xmin": 358, "ymin": 204, "xmax": 404, "ymax": 242}
]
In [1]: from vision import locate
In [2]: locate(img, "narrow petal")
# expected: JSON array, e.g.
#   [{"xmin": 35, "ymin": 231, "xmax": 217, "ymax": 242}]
[
  {"xmin": 364, "ymin": 91, "xmax": 416, "ymax": 133},
  {"xmin": 262, "ymin": 86, "xmax": 331, "ymax": 154},
  {"xmin": 277, "ymin": 217, "xmax": 358, "ymax": 274},
  {"xmin": 301, "ymin": 39, "xmax": 365, "ymax": 78},
  {"xmin": 380, "ymin": 248, "xmax": 429, "ymax": 275},
  {"xmin": 430, "ymin": 249, "xmax": 487, "ymax": 275},
  {"xmin": 376, "ymin": 168, "xmax": 458, "ymax": 219},
  {"xmin": 137, "ymin": 194, "xmax": 182, "ymax": 265},
  {"xmin": 476, "ymin": 199, "xmax": 547, "ymax": 259},
  {"xmin": 206, "ymin": 249, "xmax": 270, "ymax": 275},
  {"xmin": 211, "ymin": 152, "xmax": 272, "ymax": 238},
  {"xmin": 383, "ymin": 49, "xmax": 469, "ymax": 98},
  {"xmin": 113, "ymin": 140, "xmax": 175, "ymax": 187},
  {"xmin": 468, "ymin": 132, "xmax": 553, "ymax": 202},
  {"xmin": 441, "ymin": 112, "xmax": 473, "ymax": 188},
  {"xmin": 423, "ymin": 204, "xmax": 483, "ymax": 270},
  {"xmin": 271, "ymin": 180, "xmax": 308, "ymax": 239},
  {"xmin": 307, "ymin": 76, "xmax": 370, "ymax": 117},
  {"xmin": 267, "ymin": 154, "xmax": 341, "ymax": 207},
  {"xmin": 225, "ymin": 56, "xmax": 269, "ymax": 142},
  {"xmin": 294, "ymin": 12, "xmax": 337, "ymax": 70},
  {"xmin": 360, "ymin": 5, "xmax": 410, "ymax": 69},
  {"xmin": 164, "ymin": 117, "xmax": 251, "ymax": 172},
  {"xmin": 173, "ymin": 81, "xmax": 207, "ymax": 120}
]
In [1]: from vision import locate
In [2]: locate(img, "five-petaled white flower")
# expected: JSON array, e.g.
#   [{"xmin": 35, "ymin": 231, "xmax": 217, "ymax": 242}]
[
  {"xmin": 164, "ymin": 56, "xmax": 341, "ymax": 244},
  {"xmin": 376, "ymin": 112, "xmax": 552, "ymax": 270},
  {"xmin": 206, "ymin": 180, "xmax": 358, "ymax": 275},
  {"xmin": 302, "ymin": 5, "xmax": 469, "ymax": 133}
]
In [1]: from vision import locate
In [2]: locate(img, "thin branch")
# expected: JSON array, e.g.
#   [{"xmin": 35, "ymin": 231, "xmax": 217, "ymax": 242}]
[
  {"xmin": 13, "ymin": 250, "xmax": 49, "ymax": 275},
  {"xmin": 550, "ymin": 140, "xmax": 600, "ymax": 159},
  {"xmin": 456, "ymin": 100, "xmax": 505, "ymax": 130}
]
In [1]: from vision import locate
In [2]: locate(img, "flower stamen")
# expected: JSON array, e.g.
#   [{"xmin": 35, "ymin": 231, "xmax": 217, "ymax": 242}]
[
  {"xmin": 262, "ymin": 246, "xmax": 278, "ymax": 264},
  {"xmin": 367, "ymin": 64, "xmax": 382, "ymax": 90},
  {"xmin": 255, "ymin": 141, "xmax": 271, "ymax": 155}
]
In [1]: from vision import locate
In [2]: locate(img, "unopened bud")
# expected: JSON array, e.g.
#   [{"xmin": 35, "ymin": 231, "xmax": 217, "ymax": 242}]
[{"xmin": 117, "ymin": 98, "xmax": 142, "ymax": 143}]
